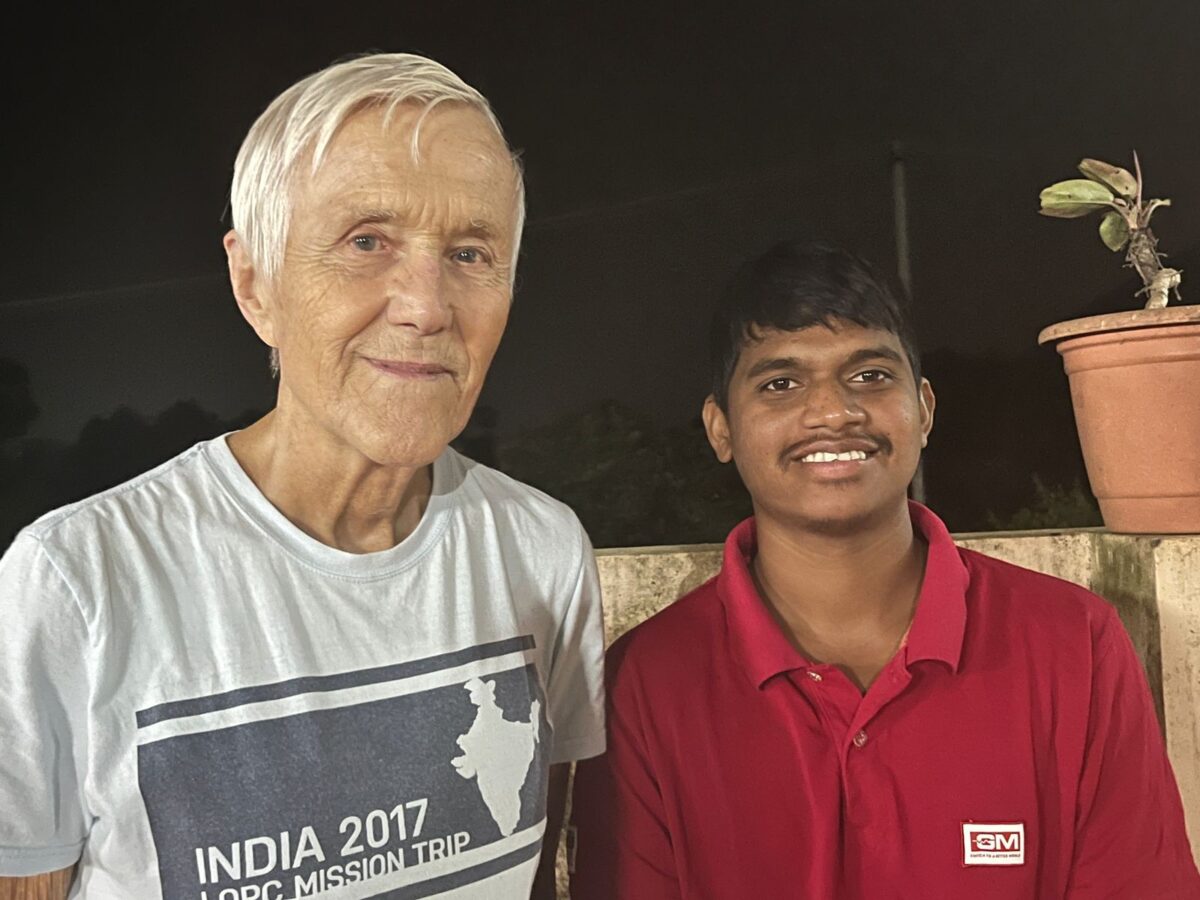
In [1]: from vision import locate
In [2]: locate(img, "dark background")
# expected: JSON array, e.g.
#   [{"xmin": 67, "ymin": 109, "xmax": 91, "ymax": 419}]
[{"xmin": 3, "ymin": 1, "xmax": 1198, "ymax": 547}]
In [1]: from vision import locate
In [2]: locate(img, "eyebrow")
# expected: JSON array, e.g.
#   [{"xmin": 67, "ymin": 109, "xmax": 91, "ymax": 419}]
[
  {"xmin": 845, "ymin": 346, "xmax": 906, "ymax": 367},
  {"xmin": 743, "ymin": 357, "xmax": 804, "ymax": 380},
  {"xmin": 461, "ymin": 219, "xmax": 500, "ymax": 241},
  {"xmin": 343, "ymin": 209, "xmax": 501, "ymax": 242},
  {"xmin": 345, "ymin": 207, "xmax": 397, "ymax": 226},
  {"xmin": 742, "ymin": 345, "xmax": 906, "ymax": 380}
]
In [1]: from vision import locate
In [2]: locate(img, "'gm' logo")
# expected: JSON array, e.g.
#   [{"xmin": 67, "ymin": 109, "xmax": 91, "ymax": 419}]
[
  {"xmin": 961, "ymin": 822, "xmax": 1025, "ymax": 866},
  {"xmin": 972, "ymin": 832, "xmax": 1021, "ymax": 852}
]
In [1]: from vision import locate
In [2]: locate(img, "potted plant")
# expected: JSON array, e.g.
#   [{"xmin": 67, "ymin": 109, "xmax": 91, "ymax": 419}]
[{"xmin": 1037, "ymin": 154, "xmax": 1200, "ymax": 533}]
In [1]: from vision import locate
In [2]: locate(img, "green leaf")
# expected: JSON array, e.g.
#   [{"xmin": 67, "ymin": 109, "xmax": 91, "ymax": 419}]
[
  {"xmin": 1099, "ymin": 211, "xmax": 1129, "ymax": 251},
  {"xmin": 1078, "ymin": 159, "xmax": 1138, "ymax": 199},
  {"xmin": 1039, "ymin": 179, "xmax": 1115, "ymax": 218},
  {"xmin": 1039, "ymin": 205, "xmax": 1098, "ymax": 219}
]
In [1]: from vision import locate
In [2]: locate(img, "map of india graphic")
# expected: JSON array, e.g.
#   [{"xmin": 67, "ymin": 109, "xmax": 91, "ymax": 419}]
[{"xmin": 452, "ymin": 677, "xmax": 541, "ymax": 836}]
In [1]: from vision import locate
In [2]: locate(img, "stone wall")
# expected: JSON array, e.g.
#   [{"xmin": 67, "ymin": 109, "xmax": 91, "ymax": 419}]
[{"xmin": 587, "ymin": 528, "xmax": 1200, "ymax": 876}]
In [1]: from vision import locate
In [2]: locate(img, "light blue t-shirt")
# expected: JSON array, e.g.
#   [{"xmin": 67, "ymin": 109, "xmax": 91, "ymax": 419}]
[{"xmin": 0, "ymin": 436, "xmax": 606, "ymax": 898}]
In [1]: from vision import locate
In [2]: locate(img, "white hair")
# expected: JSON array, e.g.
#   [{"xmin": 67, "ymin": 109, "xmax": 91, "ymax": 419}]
[{"xmin": 230, "ymin": 52, "xmax": 525, "ymax": 286}]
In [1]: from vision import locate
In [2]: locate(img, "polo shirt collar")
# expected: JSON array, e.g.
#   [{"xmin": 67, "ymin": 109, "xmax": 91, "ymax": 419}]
[
  {"xmin": 717, "ymin": 501, "xmax": 969, "ymax": 688},
  {"xmin": 903, "ymin": 502, "xmax": 968, "ymax": 672},
  {"xmin": 718, "ymin": 518, "xmax": 804, "ymax": 687}
]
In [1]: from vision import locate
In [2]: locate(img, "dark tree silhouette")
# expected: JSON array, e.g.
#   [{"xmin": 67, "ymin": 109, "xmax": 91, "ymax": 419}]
[
  {"xmin": 497, "ymin": 400, "xmax": 749, "ymax": 548},
  {"xmin": 0, "ymin": 359, "xmax": 39, "ymax": 442},
  {"xmin": 0, "ymin": 400, "xmax": 265, "ymax": 551}
]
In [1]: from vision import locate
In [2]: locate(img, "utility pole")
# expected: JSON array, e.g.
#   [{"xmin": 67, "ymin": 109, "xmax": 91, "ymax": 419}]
[
  {"xmin": 892, "ymin": 140, "xmax": 926, "ymax": 503},
  {"xmin": 891, "ymin": 141, "xmax": 914, "ymax": 304}
]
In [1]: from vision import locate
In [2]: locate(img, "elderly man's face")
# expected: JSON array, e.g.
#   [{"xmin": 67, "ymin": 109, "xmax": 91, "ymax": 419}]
[{"xmin": 251, "ymin": 102, "xmax": 520, "ymax": 467}]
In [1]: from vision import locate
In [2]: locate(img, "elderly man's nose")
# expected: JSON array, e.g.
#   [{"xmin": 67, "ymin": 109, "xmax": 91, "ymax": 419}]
[{"xmin": 386, "ymin": 253, "xmax": 451, "ymax": 333}]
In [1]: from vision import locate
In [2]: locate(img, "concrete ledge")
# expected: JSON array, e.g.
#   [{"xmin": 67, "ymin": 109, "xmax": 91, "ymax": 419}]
[{"xmin": 594, "ymin": 528, "xmax": 1200, "ymax": 866}]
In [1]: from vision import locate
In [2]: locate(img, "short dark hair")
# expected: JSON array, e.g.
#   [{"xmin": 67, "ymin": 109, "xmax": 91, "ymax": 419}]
[{"xmin": 709, "ymin": 241, "xmax": 921, "ymax": 409}]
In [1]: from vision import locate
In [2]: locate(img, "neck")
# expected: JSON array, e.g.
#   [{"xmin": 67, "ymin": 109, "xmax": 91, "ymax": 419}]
[
  {"xmin": 752, "ymin": 502, "xmax": 927, "ymax": 688},
  {"xmin": 228, "ymin": 409, "xmax": 433, "ymax": 554}
]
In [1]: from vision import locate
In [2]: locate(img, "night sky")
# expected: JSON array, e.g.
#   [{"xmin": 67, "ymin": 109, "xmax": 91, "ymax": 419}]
[{"xmin": 3, "ymin": 1, "xmax": 1199, "ymax": 520}]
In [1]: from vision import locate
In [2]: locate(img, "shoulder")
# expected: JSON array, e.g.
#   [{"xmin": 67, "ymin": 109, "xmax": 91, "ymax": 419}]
[
  {"xmin": 448, "ymin": 448, "xmax": 589, "ymax": 541},
  {"xmin": 958, "ymin": 546, "xmax": 1122, "ymax": 645},
  {"xmin": 443, "ymin": 450, "xmax": 599, "ymax": 606},
  {"xmin": 21, "ymin": 440, "xmax": 215, "ymax": 546},
  {"xmin": 3, "ymin": 439, "xmax": 222, "ymax": 627},
  {"xmin": 0, "ymin": 441, "xmax": 218, "ymax": 630},
  {"xmin": 606, "ymin": 576, "xmax": 726, "ymax": 689}
]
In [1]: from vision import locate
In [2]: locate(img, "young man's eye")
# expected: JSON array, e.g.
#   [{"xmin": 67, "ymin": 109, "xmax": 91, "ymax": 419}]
[
  {"xmin": 762, "ymin": 377, "xmax": 798, "ymax": 392},
  {"xmin": 350, "ymin": 234, "xmax": 381, "ymax": 252},
  {"xmin": 851, "ymin": 369, "xmax": 892, "ymax": 384}
]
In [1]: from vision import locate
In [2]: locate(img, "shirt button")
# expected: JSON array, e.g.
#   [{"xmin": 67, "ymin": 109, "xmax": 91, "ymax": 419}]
[
  {"xmin": 806, "ymin": 670, "xmax": 823, "ymax": 683},
  {"xmin": 853, "ymin": 730, "xmax": 868, "ymax": 748}
]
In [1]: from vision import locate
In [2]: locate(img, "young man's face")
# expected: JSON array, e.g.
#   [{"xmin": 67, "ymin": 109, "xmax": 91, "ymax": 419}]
[{"xmin": 703, "ymin": 321, "xmax": 935, "ymax": 535}]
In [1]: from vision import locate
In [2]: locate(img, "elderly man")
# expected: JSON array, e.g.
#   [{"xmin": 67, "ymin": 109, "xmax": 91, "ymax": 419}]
[{"xmin": 0, "ymin": 54, "xmax": 604, "ymax": 899}]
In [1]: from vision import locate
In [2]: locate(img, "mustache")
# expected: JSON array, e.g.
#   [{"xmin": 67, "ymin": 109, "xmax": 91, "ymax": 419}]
[{"xmin": 778, "ymin": 434, "xmax": 892, "ymax": 466}]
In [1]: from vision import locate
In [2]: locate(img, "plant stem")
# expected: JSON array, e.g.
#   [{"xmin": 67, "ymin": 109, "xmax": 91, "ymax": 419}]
[{"xmin": 1126, "ymin": 226, "xmax": 1162, "ymax": 290}]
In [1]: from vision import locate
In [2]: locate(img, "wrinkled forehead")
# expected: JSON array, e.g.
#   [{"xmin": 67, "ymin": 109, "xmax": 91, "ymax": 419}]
[
  {"xmin": 292, "ymin": 102, "xmax": 522, "ymax": 231},
  {"xmin": 313, "ymin": 100, "xmax": 518, "ymax": 190}
]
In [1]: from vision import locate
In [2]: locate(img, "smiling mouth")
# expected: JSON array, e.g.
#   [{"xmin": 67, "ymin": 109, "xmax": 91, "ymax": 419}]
[
  {"xmin": 366, "ymin": 358, "xmax": 453, "ymax": 379},
  {"xmin": 800, "ymin": 449, "xmax": 870, "ymax": 463}
]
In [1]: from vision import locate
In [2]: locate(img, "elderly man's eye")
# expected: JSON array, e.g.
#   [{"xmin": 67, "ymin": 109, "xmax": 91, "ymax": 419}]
[
  {"xmin": 351, "ymin": 234, "xmax": 381, "ymax": 252},
  {"xmin": 452, "ymin": 247, "xmax": 489, "ymax": 265}
]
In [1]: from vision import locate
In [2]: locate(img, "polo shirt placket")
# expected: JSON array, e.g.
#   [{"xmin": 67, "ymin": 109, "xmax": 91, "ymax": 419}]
[
  {"xmin": 727, "ymin": 508, "xmax": 972, "ymax": 891},
  {"xmin": 787, "ymin": 661, "xmax": 904, "ymax": 816}
]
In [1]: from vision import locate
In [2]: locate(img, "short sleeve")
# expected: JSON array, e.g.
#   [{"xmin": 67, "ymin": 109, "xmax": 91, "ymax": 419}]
[
  {"xmin": 543, "ymin": 524, "xmax": 606, "ymax": 764},
  {"xmin": 571, "ymin": 635, "xmax": 682, "ymax": 900},
  {"xmin": 0, "ymin": 532, "xmax": 91, "ymax": 876},
  {"xmin": 1066, "ymin": 605, "xmax": 1200, "ymax": 896}
]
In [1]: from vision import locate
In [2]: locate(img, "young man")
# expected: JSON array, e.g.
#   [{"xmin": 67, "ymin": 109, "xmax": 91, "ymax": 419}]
[
  {"xmin": 0, "ymin": 54, "xmax": 604, "ymax": 899},
  {"xmin": 571, "ymin": 242, "xmax": 1199, "ymax": 898}
]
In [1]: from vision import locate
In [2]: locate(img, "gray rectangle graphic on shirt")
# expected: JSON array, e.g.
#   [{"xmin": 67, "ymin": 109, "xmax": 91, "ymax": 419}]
[
  {"xmin": 136, "ymin": 658, "xmax": 549, "ymax": 899},
  {"xmin": 136, "ymin": 635, "xmax": 535, "ymax": 728}
]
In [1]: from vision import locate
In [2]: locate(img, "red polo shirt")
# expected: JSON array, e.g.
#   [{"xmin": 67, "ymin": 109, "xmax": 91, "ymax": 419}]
[{"xmin": 572, "ymin": 504, "xmax": 1199, "ymax": 899}]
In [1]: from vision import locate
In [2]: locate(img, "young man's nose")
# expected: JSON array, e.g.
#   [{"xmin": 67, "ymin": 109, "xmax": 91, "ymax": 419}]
[{"xmin": 801, "ymin": 379, "xmax": 867, "ymax": 429}]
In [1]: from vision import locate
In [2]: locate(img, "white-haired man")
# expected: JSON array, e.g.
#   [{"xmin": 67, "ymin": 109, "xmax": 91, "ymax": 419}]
[{"xmin": 0, "ymin": 54, "xmax": 604, "ymax": 900}]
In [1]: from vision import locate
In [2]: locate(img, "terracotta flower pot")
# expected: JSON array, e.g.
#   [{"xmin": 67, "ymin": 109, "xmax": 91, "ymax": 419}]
[{"xmin": 1038, "ymin": 305, "xmax": 1200, "ymax": 533}]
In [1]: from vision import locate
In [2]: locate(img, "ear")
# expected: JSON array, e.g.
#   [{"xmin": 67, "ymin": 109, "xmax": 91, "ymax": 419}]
[
  {"xmin": 918, "ymin": 378, "xmax": 936, "ymax": 448},
  {"xmin": 224, "ymin": 230, "xmax": 278, "ymax": 349},
  {"xmin": 702, "ymin": 395, "xmax": 735, "ymax": 463}
]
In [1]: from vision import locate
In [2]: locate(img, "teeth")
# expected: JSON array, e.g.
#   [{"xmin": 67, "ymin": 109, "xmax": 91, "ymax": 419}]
[{"xmin": 801, "ymin": 450, "xmax": 868, "ymax": 463}]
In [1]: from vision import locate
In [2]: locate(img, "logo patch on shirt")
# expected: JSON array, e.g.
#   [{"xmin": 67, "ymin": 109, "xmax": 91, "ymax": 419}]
[{"xmin": 961, "ymin": 821, "xmax": 1025, "ymax": 866}]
